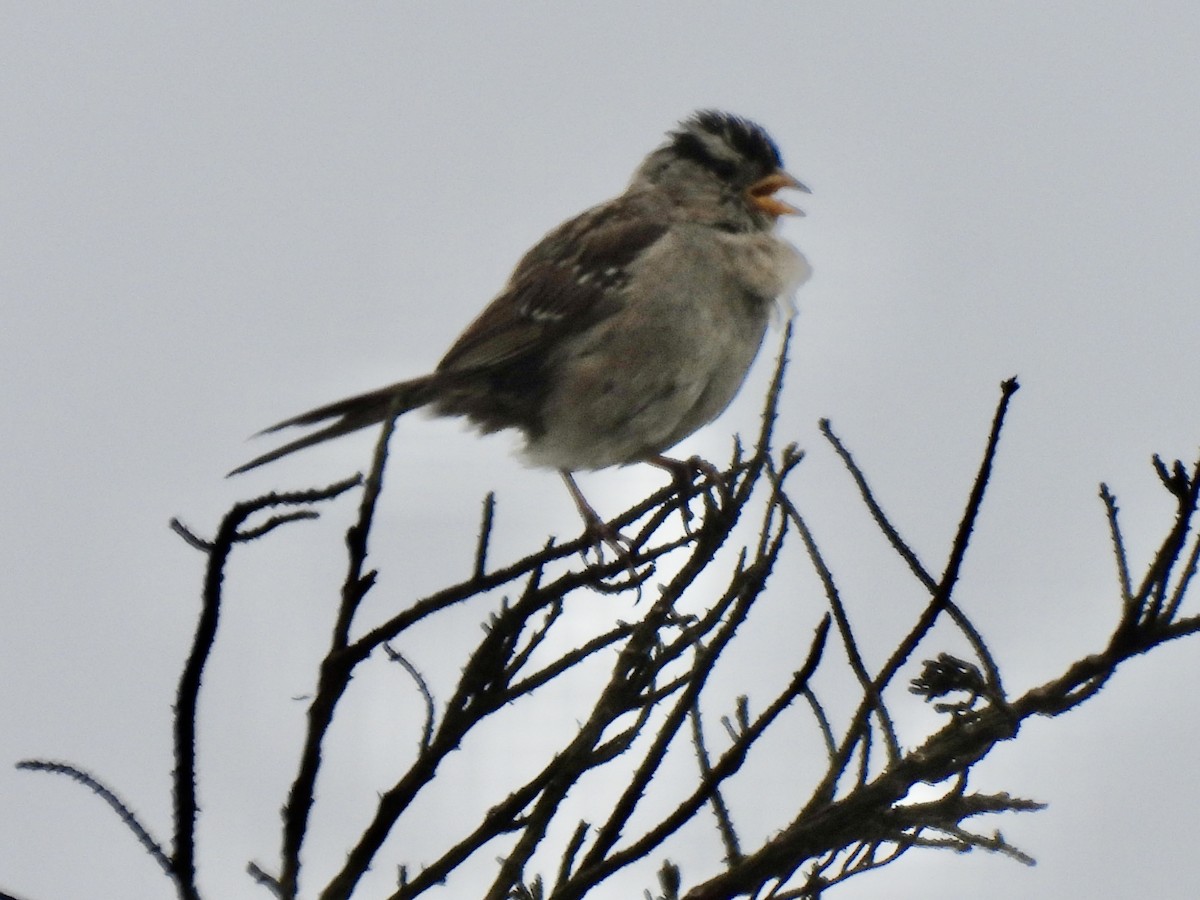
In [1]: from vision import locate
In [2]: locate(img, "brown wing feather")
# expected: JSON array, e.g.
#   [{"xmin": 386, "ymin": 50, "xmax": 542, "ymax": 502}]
[{"xmin": 437, "ymin": 200, "xmax": 668, "ymax": 374}]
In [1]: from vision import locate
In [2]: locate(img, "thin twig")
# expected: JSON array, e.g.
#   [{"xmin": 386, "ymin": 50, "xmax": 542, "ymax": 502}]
[
  {"xmin": 803, "ymin": 688, "xmax": 837, "ymax": 760},
  {"xmin": 770, "ymin": 476, "xmax": 901, "ymax": 766},
  {"xmin": 1164, "ymin": 532, "xmax": 1200, "ymax": 622},
  {"xmin": 383, "ymin": 644, "xmax": 437, "ymax": 751},
  {"xmin": 822, "ymin": 419, "xmax": 1007, "ymax": 701},
  {"xmin": 247, "ymin": 860, "xmax": 284, "ymax": 897},
  {"xmin": 16, "ymin": 760, "xmax": 172, "ymax": 877},
  {"xmin": 820, "ymin": 419, "xmax": 933, "ymax": 586},
  {"xmin": 235, "ymin": 510, "xmax": 321, "ymax": 542},
  {"xmin": 874, "ymin": 379, "xmax": 1020, "ymax": 696},
  {"xmin": 169, "ymin": 517, "xmax": 212, "ymax": 551},
  {"xmin": 474, "ymin": 491, "xmax": 496, "ymax": 580},
  {"xmin": 1099, "ymin": 483, "xmax": 1133, "ymax": 605},
  {"xmin": 689, "ymin": 700, "xmax": 742, "ymax": 865}
]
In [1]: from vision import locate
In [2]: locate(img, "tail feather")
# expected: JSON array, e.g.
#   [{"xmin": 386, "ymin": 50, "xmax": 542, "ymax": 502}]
[{"xmin": 229, "ymin": 375, "xmax": 438, "ymax": 476}]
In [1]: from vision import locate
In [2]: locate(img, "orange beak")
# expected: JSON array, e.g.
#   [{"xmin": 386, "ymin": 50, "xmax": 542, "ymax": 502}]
[{"xmin": 747, "ymin": 171, "xmax": 810, "ymax": 218}]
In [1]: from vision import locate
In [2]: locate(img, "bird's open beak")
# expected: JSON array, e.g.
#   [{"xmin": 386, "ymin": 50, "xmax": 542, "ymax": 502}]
[{"xmin": 747, "ymin": 171, "xmax": 810, "ymax": 218}]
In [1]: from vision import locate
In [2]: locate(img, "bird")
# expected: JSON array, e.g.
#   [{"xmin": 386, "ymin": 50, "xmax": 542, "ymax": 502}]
[{"xmin": 231, "ymin": 110, "xmax": 812, "ymax": 552}]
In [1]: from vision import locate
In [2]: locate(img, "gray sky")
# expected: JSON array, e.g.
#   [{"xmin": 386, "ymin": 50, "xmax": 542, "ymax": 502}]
[{"xmin": 4, "ymin": 3, "xmax": 1200, "ymax": 898}]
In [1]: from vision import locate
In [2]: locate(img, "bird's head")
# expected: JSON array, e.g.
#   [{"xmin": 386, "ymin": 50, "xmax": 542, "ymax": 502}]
[{"xmin": 632, "ymin": 110, "xmax": 809, "ymax": 230}]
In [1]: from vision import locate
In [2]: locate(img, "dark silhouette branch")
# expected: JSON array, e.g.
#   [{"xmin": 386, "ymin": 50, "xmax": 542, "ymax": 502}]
[
  {"xmin": 15, "ymin": 760, "xmax": 173, "ymax": 877},
  {"xmin": 820, "ymin": 419, "xmax": 1006, "ymax": 702},
  {"xmin": 174, "ymin": 477, "xmax": 361, "ymax": 900},
  {"xmin": 19, "ymin": 324, "xmax": 1200, "ymax": 900}
]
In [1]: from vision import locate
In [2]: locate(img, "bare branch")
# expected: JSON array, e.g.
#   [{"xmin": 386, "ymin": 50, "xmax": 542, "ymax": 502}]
[
  {"xmin": 820, "ymin": 418, "xmax": 1009, "ymax": 704},
  {"xmin": 16, "ymin": 759, "xmax": 172, "ymax": 877},
  {"xmin": 382, "ymin": 643, "xmax": 437, "ymax": 751},
  {"xmin": 474, "ymin": 491, "xmax": 496, "ymax": 580},
  {"xmin": 277, "ymin": 414, "xmax": 399, "ymax": 896},
  {"xmin": 1099, "ymin": 483, "xmax": 1133, "ymax": 605},
  {"xmin": 33, "ymin": 326, "xmax": 1200, "ymax": 900},
  {"xmin": 689, "ymin": 700, "xmax": 742, "ymax": 866},
  {"xmin": 174, "ymin": 476, "xmax": 360, "ymax": 900}
]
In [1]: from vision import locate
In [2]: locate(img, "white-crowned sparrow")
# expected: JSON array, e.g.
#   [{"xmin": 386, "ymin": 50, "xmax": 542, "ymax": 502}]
[{"xmin": 232, "ymin": 110, "xmax": 811, "ymax": 545}]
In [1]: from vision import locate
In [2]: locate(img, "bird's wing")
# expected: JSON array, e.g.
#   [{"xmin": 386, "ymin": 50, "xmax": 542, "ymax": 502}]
[{"xmin": 436, "ymin": 200, "xmax": 669, "ymax": 374}]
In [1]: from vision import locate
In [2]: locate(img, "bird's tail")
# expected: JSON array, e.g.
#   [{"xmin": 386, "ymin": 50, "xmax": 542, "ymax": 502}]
[{"xmin": 229, "ymin": 374, "xmax": 440, "ymax": 475}]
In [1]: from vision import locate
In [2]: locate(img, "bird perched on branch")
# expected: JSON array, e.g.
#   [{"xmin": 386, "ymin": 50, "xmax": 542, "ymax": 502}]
[{"xmin": 232, "ymin": 110, "xmax": 812, "ymax": 551}]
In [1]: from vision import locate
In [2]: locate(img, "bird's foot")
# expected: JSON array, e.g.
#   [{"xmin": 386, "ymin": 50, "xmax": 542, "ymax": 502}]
[
  {"xmin": 648, "ymin": 454, "xmax": 729, "ymax": 532},
  {"xmin": 579, "ymin": 507, "xmax": 634, "ymax": 561},
  {"xmin": 561, "ymin": 470, "xmax": 644, "ymax": 579}
]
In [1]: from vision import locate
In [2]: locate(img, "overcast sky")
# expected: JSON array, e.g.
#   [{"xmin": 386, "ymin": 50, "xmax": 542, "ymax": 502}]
[{"xmin": 4, "ymin": 3, "xmax": 1200, "ymax": 898}]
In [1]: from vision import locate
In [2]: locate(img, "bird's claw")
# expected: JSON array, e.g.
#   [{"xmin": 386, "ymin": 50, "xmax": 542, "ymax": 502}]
[{"xmin": 650, "ymin": 455, "xmax": 729, "ymax": 533}]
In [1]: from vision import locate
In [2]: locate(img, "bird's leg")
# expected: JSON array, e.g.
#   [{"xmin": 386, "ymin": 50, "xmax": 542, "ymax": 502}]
[
  {"xmin": 560, "ymin": 470, "xmax": 633, "ymax": 561},
  {"xmin": 648, "ymin": 454, "xmax": 729, "ymax": 531}
]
